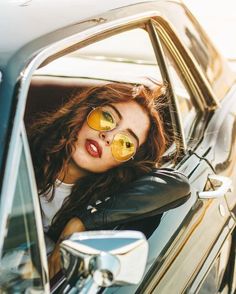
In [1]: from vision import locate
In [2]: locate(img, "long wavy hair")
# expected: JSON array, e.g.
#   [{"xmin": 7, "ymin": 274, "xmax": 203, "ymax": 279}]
[{"xmin": 29, "ymin": 82, "xmax": 167, "ymax": 241}]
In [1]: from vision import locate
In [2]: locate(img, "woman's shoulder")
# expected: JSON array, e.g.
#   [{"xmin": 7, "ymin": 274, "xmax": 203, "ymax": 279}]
[{"xmin": 128, "ymin": 167, "xmax": 191, "ymax": 197}]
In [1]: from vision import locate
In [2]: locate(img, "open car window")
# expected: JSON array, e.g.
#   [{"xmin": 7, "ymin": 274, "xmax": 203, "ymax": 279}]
[{"xmin": 26, "ymin": 28, "xmax": 180, "ymax": 162}]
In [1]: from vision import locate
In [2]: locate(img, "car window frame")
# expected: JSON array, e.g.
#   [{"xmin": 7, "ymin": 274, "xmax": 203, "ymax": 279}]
[
  {"xmin": 153, "ymin": 16, "xmax": 219, "ymax": 109},
  {"xmin": 149, "ymin": 19, "xmax": 217, "ymax": 151},
  {"xmin": 0, "ymin": 7, "xmax": 193, "ymax": 192},
  {"xmin": 146, "ymin": 20, "xmax": 187, "ymax": 156}
]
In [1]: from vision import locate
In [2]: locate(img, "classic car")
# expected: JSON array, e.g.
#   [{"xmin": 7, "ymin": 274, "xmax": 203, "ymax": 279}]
[{"xmin": 0, "ymin": 0, "xmax": 236, "ymax": 293}]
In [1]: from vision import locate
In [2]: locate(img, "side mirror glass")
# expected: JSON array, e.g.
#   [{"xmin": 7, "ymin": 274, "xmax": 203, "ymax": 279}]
[{"xmin": 60, "ymin": 230, "xmax": 148, "ymax": 293}]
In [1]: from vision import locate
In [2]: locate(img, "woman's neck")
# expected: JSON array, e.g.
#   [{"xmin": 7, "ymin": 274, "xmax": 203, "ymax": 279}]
[{"xmin": 58, "ymin": 160, "xmax": 88, "ymax": 184}]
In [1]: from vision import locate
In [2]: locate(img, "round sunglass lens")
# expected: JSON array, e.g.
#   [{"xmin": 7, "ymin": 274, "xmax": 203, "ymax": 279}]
[
  {"xmin": 87, "ymin": 108, "xmax": 116, "ymax": 131},
  {"xmin": 111, "ymin": 133, "xmax": 135, "ymax": 161}
]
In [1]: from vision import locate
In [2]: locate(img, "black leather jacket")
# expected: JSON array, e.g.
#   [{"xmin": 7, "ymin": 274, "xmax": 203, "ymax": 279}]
[
  {"xmin": 79, "ymin": 168, "xmax": 190, "ymax": 232},
  {"xmin": 48, "ymin": 168, "xmax": 190, "ymax": 241}
]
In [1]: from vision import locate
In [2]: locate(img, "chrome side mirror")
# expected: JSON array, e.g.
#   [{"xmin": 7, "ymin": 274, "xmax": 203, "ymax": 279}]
[{"xmin": 60, "ymin": 230, "xmax": 148, "ymax": 293}]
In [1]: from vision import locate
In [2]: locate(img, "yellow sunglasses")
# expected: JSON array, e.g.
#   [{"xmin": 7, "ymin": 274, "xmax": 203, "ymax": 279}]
[{"xmin": 87, "ymin": 107, "xmax": 137, "ymax": 162}]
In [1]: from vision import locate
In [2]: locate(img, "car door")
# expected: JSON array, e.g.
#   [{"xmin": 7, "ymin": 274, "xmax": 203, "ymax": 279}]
[
  {"xmin": 0, "ymin": 125, "xmax": 49, "ymax": 292},
  {"xmin": 105, "ymin": 15, "xmax": 235, "ymax": 294},
  {"xmin": 138, "ymin": 16, "xmax": 235, "ymax": 294},
  {"xmin": 187, "ymin": 67, "xmax": 236, "ymax": 294}
]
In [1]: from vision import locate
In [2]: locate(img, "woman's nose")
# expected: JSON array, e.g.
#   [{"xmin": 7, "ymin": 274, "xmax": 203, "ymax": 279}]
[{"xmin": 99, "ymin": 131, "xmax": 112, "ymax": 146}]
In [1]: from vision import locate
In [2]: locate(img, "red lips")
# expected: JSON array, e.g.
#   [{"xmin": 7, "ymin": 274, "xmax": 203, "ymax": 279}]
[{"xmin": 85, "ymin": 139, "xmax": 102, "ymax": 158}]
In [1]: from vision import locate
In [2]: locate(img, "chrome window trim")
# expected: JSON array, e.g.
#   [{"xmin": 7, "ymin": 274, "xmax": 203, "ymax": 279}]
[
  {"xmin": 147, "ymin": 20, "xmax": 187, "ymax": 154},
  {"xmin": 149, "ymin": 18, "xmax": 207, "ymax": 153},
  {"xmin": 152, "ymin": 16, "xmax": 220, "ymax": 110},
  {"xmin": 5, "ymin": 5, "xmax": 218, "ymax": 169},
  {"xmin": 153, "ymin": 20, "xmax": 205, "ymax": 112}
]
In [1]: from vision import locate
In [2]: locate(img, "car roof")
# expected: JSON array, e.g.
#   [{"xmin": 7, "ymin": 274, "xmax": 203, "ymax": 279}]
[{"xmin": 0, "ymin": 0, "xmax": 165, "ymax": 67}]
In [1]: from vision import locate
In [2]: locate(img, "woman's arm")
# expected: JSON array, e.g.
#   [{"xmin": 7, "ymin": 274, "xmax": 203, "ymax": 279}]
[
  {"xmin": 48, "ymin": 217, "xmax": 85, "ymax": 279},
  {"xmin": 79, "ymin": 168, "xmax": 191, "ymax": 230}
]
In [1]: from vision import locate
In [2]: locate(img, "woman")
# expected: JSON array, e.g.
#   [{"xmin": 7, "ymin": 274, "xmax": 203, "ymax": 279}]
[{"xmin": 29, "ymin": 82, "xmax": 190, "ymax": 278}]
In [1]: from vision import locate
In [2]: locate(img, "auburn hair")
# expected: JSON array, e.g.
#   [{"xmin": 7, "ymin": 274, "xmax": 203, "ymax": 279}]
[{"xmin": 29, "ymin": 82, "xmax": 167, "ymax": 240}]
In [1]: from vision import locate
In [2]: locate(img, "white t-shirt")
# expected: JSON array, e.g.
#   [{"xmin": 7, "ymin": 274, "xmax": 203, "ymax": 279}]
[{"xmin": 40, "ymin": 179, "xmax": 74, "ymax": 233}]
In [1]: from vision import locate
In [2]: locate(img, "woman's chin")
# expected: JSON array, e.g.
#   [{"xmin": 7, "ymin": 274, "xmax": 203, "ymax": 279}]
[{"xmin": 71, "ymin": 150, "xmax": 119, "ymax": 174}]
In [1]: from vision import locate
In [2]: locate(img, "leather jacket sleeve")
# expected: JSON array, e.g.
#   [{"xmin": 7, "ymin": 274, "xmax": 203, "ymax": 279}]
[{"xmin": 79, "ymin": 168, "xmax": 191, "ymax": 231}]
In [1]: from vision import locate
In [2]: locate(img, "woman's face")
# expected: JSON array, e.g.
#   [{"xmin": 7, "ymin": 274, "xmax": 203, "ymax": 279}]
[{"xmin": 71, "ymin": 100, "xmax": 150, "ymax": 174}]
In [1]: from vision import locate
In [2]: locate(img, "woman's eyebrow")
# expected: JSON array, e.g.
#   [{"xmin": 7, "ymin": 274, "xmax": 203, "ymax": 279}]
[
  {"xmin": 108, "ymin": 104, "xmax": 122, "ymax": 119},
  {"xmin": 109, "ymin": 105, "xmax": 139, "ymax": 145},
  {"xmin": 127, "ymin": 128, "xmax": 139, "ymax": 146}
]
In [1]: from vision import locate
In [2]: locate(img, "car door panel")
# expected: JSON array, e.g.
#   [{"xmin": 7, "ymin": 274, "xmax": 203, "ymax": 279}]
[
  {"xmin": 152, "ymin": 194, "xmax": 231, "ymax": 293},
  {"xmin": 142, "ymin": 155, "xmax": 231, "ymax": 293},
  {"xmin": 189, "ymin": 232, "xmax": 234, "ymax": 293},
  {"xmin": 194, "ymin": 86, "xmax": 236, "ymax": 217}
]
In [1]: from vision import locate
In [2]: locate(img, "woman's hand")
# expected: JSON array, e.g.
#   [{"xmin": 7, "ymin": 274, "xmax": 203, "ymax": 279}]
[{"xmin": 48, "ymin": 217, "xmax": 86, "ymax": 279}]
